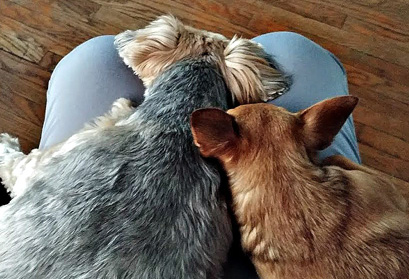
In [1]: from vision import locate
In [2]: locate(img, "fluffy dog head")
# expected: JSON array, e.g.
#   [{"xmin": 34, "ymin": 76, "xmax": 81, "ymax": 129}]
[{"xmin": 115, "ymin": 15, "xmax": 289, "ymax": 104}]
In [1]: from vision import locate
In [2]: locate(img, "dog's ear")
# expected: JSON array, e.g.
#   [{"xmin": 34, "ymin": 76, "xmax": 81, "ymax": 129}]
[
  {"xmin": 114, "ymin": 15, "xmax": 186, "ymax": 86},
  {"xmin": 300, "ymin": 96, "xmax": 358, "ymax": 150},
  {"xmin": 190, "ymin": 108, "xmax": 239, "ymax": 157},
  {"xmin": 222, "ymin": 37, "xmax": 289, "ymax": 104}
]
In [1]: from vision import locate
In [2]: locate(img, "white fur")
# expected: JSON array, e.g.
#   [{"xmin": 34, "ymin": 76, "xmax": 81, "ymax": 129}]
[{"xmin": 0, "ymin": 98, "xmax": 134, "ymax": 199}]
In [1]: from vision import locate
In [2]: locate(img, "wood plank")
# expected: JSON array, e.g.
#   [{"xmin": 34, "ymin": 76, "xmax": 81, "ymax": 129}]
[
  {"xmin": 359, "ymin": 143, "xmax": 409, "ymax": 182},
  {"xmin": 345, "ymin": 64, "xmax": 409, "ymax": 105},
  {"xmin": 172, "ymin": 0, "xmax": 255, "ymax": 28},
  {"xmin": 356, "ymin": 122, "xmax": 409, "ymax": 163},
  {"xmin": 38, "ymin": 51, "xmax": 62, "ymax": 70},
  {"xmin": 0, "ymin": 13, "xmax": 69, "ymax": 62},
  {"xmin": 92, "ymin": 6, "xmax": 152, "ymax": 31},
  {"xmin": 87, "ymin": 0, "xmax": 130, "ymax": 4},
  {"xmin": 0, "ymin": 106, "xmax": 41, "ymax": 152},
  {"xmin": 42, "ymin": 0, "xmax": 120, "ymax": 35},
  {"xmin": 0, "ymin": 50, "xmax": 50, "ymax": 88},
  {"xmin": 362, "ymin": 0, "xmax": 409, "ymax": 23},
  {"xmin": 1, "ymin": 0, "xmax": 119, "ymax": 63},
  {"xmin": 0, "ymin": 78, "xmax": 45, "ymax": 113},
  {"xmin": 351, "ymin": 84, "xmax": 409, "ymax": 163},
  {"xmin": 0, "ymin": 93, "xmax": 44, "ymax": 128},
  {"xmin": 0, "ymin": 1, "xmax": 93, "ymax": 56},
  {"xmin": 244, "ymin": 1, "xmax": 409, "ymax": 68},
  {"xmin": 0, "ymin": 68, "xmax": 45, "ymax": 126},
  {"xmin": 259, "ymin": 0, "xmax": 347, "ymax": 28},
  {"xmin": 51, "ymin": 0, "xmax": 101, "ymax": 20},
  {"xmin": 354, "ymin": 104, "xmax": 409, "ymax": 142},
  {"xmin": 314, "ymin": 0, "xmax": 409, "ymax": 30},
  {"xmin": 92, "ymin": 0, "xmax": 258, "ymax": 38},
  {"xmin": 0, "ymin": 59, "xmax": 47, "ymax": 105},
  {"xmin": 343, "ymin": 16, "xmax": 409, "ymax": 43},
  {"xmin": 350, "ymin": 85, "xmax": 409, "ymax": 118},
  {"xmin": 10, "ymin": 0, "xmax": 101, "ymax": 22},
  {"xmin": 281, "ymin": 0, "xmax": 409, "ymax": 35},
  {"xmin": 0, "ymin": 20, "xmax": 45, "ymax": 63}
]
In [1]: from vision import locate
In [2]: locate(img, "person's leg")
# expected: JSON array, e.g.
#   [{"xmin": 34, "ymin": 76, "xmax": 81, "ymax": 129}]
[
  {"xmin": 39, "ymin": 35, "xmax": 145, "ymax": 149},
  {"xmin": 253, "ymin": 32, "xmax": 361, "ymax": 164}
]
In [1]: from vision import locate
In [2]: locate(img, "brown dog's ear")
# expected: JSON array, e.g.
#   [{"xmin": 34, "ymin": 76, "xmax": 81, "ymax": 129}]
[
  {"xmin": 300, "ymin": 96, "xmax": 359, "ymax": 150},
  {"xmin": 190, "ymin": 108, "xmax": 239, "ymax": 157},
  {"xmin": 222, "ymin": 37, "xmax": 289, "ymax": 104}
]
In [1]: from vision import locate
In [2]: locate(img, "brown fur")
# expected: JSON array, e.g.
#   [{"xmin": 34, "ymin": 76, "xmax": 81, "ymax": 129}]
[
  {"xmin": 190, "ymin": 96, "xmax": 409, "ymax": 279},
  {"xmin": 115, "ymin": 15, "xmax": 288, "ymax": 104}
]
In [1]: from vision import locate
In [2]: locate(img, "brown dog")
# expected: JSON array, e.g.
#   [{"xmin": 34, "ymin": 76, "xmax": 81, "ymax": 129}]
[{"xmin": 190, "ymin": 96, "xmax": 409, "ymax": 279}]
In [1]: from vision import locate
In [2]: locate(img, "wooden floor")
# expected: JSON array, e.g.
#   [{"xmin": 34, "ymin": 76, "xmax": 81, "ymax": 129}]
[{"xmin": 0, "ymin": 0, "xmax": 408, "ymax": 193}]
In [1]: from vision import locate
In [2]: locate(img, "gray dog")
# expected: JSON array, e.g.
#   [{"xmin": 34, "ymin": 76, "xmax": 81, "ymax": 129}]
[{"xmin": 0, "ymin": 16, "xmax": 288, "ymax": 278}]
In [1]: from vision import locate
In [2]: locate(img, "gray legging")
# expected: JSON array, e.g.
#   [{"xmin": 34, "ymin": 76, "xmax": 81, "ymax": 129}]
[
  {"xmin": 39, "ymin": 32, "xmax": 361, "ymax": 164},
  {"xmin": 38, "ymin": 32, "xmax": 361, "ymax": 278}
]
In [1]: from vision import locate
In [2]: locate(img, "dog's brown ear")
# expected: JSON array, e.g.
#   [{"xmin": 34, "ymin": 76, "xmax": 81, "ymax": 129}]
[
  {"xmin": 114, "ymin": 15, "xmax": 185, "ymax": 86},
  {"xmin": 190, "ymin": 108, "xmax": 238, "ymax": 157},
  {"xmin": 222, "ymin": 37, "xmax": 288, "ymax": 104},
  {"xmin": 300, "ymin": 96, "xmax": 358, "ymax": 150}
]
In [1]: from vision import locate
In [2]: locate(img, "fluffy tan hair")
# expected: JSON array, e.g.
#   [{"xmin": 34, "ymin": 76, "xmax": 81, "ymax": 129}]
[
  {"xmin": 115, "ymin": 15, "xmax": 288, "ymax": 104},
  {"xmin": 190, "ymin": 97, "xmax": 409, "ymax": 279}
]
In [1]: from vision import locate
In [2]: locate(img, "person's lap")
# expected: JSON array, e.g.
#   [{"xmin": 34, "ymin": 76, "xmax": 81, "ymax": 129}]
[
  {"xmin": 38, "ymin": 32, "xmax": 361, "ymax": 278},
  {"xmin": 39, "ymin": 32, "xmax": 360, "ymax": 164},
  {"xmin": 39, "ymin": 35, "xmax": 145, "ymax": 149}
]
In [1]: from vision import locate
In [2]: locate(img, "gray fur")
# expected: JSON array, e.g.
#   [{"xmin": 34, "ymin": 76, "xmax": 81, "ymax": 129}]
[{"xmin": 0, "ymin": 60, "xmax": 232, "ymax": 279}]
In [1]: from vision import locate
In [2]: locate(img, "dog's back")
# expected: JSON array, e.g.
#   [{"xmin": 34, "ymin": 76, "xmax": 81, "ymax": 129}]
[
  {"xmin": 0, "ymin": 60, "xmax": 232, "ymax": 279},
  {"xmin": 322, "ymin": 166, "xmax": 409, "ymax": 278},
  {"xmin": 254, "ymin": 166, "xmax": 409, "ymax": 279},
  {"xmin": 190, "ymin": 98, "xmax": 409, "ymax": 279}
]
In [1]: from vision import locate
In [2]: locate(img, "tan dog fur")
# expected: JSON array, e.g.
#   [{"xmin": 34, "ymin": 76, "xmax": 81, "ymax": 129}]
[
  {"xmin": 190, "ymin": 96, "xmax": 409, "ymax": 279},
  {"xmin": 115, "ymin": 15, "xmax": 288, "ymax": 104}
]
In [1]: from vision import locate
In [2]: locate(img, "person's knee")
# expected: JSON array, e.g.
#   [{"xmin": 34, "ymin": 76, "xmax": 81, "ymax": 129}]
[
  {"xmin": 266, "ymin": 31, "xmax": 314, "ymax": 45},
  {"xmin": 79, "ymin": 35, "xmax": 116, "ymax": 49},
  {"xmin": 87, "ymin": 35, "xmax": 115, "ymax": 43},
  {"xmin": 253, "ymin": 31, "xmax": 346, "ymax": 78},
  {"xmin": 272, "ymin": 32, "xmax": 345, "ymax": 69},
  {"xmin": 254, "ymin": 31, "xmax": 324, "ymax": 54},
  {"xmin": 66, "ymin": 35, "xmax": 116, "ymax": 60},
  {"xmin": 51, "ymin": 35, "xmax": 118, "ymax": 79}
]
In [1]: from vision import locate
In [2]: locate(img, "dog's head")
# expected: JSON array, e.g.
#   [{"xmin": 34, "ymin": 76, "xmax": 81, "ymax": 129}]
[
  {"xmin": 115, "ymin": 15, "xmax": 289, "ymax": 104},
  {"xmin": 190, "ymin": 96, "xmax": 358, "ymax": 170}
]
